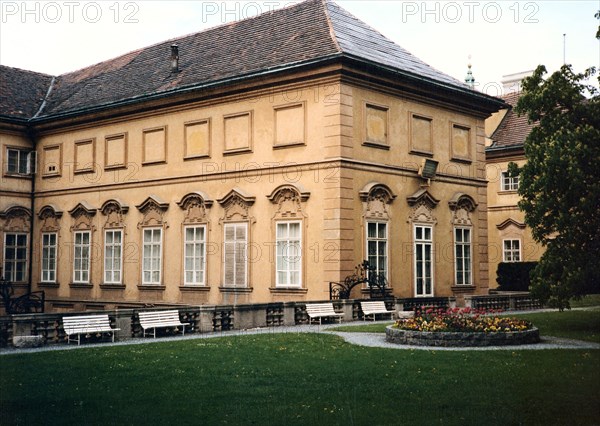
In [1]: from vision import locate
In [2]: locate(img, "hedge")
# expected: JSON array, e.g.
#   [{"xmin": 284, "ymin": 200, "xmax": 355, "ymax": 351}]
[{"xmin": 496, "ymin": 262, "xmax": 538, "ymax": 292}]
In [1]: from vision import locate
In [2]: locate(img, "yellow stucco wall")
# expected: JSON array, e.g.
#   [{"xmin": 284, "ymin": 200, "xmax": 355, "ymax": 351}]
[{"xmin": 1, "ymin": 74, "xmax": 495, "ymax": 308}]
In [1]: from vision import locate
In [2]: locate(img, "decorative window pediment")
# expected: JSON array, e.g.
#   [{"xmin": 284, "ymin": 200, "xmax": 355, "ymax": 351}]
[
  {"xmin": 136, "ymin": 196, "xmax": 169, "ymax": 228},
  {"xmin": 68, "ymin": 202, "xmax": 97, "ymax": 231},
  {"xmin": 218, "ymin": 188, "xmax": 255, "ymax": 222},
  {"xmin": 359, "ymin": 182, "xmax": 396, "ymax": 220},
  {"xmin": 38, "ymin": 205, "xmax": 63, "ymax": 232},
  {"xmin": 448, "ymin": 193, "xmax": 477, "ymax": 226},
  {"xmin": 496, "ymin": 218, "xmax": 526, "ymax": 231},
  {"xmin": 406, "ymin": 189, "xmax": 439, "ymax": 208},
  {"xmin": 101, "ymin": 199, "xmax": 129, "ymax": 228},
  {"xmin": 407, "ymin": 189, "xmax": 438, "ymax": 224},
  {"xmin": 448, "ymin": 193, "xmax": 478, "ymax": 212},
  {"xmin": 177, "ymin": 192, "xmax": 213, "ymax": 223},
  {"xmin": 267, "ymin": 185, "xmax": 309, "ymax": 219},
  {"xmin": 0, "ymin": 206, "xmax": 31, "ymax": 232}
]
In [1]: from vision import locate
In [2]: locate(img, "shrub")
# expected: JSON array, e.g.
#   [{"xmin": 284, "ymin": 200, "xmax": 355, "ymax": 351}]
[{"xmin": 496, "ymin": 261, "xmax": 538, "ymax": 291}]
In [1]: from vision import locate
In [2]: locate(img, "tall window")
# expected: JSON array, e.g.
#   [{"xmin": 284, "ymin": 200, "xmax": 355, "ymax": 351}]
[
  {"xmin": 366, "ymin": 222, "xmax": 387, "ymax": 279},
  {"xmin": 3, "ymin": 233, "xmax": 27, "ymax": 282},
  {"xmin": 142, "ymin": 228, "xmax": 162, "ymax": 285},
  {"xmin": 455, "ymin": 228, "xmax": 472, "ymax": 286},
  {"xmin": 184, "ymin": 225, "xmax": 206, "ymax": 285},
  {"xmin": 414, "ymin": 225, "xmax": 433, "ymax": 297},
  {"xmin": 223, "ymin": 223, "xmax": 247, "ymax": 287},
  {"xmin": 503, "ymin": 239, "xmax": 521, "ymax": 262},
  {"xmin": 276, "ymin": 221, "xmax": 301, "ymax": 287},
  {"xmin": 6, "ymin": 148, "xmax": 30, "ymax": 175},
  {"xmin": 41, "ymin": 233, "xmax": 57, "ymax": 282},
  {"xmin": 104, "ymin": 230, "xmax": 123, "ymax": 284},
  {"xmin": 73, "ymin": 231, "xmax": 91, "ymax": 283},
  {"xmin": 501, "ymin": 171, "xmax": 519, "ymax": 191}
]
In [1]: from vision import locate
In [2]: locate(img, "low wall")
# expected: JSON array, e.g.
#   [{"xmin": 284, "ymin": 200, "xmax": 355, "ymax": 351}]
[
  {"xmin": 0, "ymin": 294, "xmax": 542, "ymax": 348},
  {"xmin": 385, "ymin": 325, "xmax": 541, "ymax": 347}
]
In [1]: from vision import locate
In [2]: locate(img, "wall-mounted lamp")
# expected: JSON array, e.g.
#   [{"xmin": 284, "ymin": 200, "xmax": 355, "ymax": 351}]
[{"xmin": 418, "ymin": 158, "xmax": 439, "ymax": 186}]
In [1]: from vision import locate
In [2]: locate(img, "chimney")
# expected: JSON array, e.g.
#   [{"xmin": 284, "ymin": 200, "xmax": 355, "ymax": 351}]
[{"xmin": 171, "ymin": 44, "xmax": 179, "ymax": 73}]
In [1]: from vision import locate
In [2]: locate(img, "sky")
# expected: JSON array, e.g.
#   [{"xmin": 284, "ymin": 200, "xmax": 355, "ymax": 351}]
[{"xmin": 1, "ymin": 0, "xmax": 599, "ymax": 97}]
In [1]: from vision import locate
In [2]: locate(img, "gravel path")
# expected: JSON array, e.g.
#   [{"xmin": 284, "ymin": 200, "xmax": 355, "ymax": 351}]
[{"xmin": 2, "ymin": 320, "xmax": 599, "ymax": 355}]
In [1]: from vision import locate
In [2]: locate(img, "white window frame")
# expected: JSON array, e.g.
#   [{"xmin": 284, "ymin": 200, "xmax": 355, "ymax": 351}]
[
  {"xmin": 104, "ymin": 229, "xmax": 123, "ymax": 284},
  {"xmin": 142, "ymin": 228, "xmax": 162, "ymax": 285},
  {"xmin": 503, "ymin": 239, "xmax": 522, "ymax": 262},
  {"xmin": 6, "ymin": 148, "xmax": 29, "ymax": 175},
  {"xmin": 414, "ymin": 225, "xmax": 434, "ymax": 297},
  {"xmin": 184, "ymin": 225, "xmax": 207, "ymax": 286},
  {"xmin": 501, "ymin": 171, "xmax": 519, "ymax": 191},
  {"xmin": 223, "ymin": 222, "xmax": 248, "ymax": 287},
  {"xmin": 3, "ymin": 233, "xmax": 28, "ymax": 282},
  {"xmin": 366, "ymin": 221, "xmax": 388, "ymax": 280},
  {"xmin": 41, "ymin": 232, "xmax": 57, "ymax": 283},
  {"xmin": 276, "ymin": 221, "xmax": 302, "ymax": 288},
  {"xmin": 454, "ymin": 227, "xmax": 472, "ymax": 286},
  {"xmin": 73, "ymin": 230, "xmax": 91, "ymax": 284}
]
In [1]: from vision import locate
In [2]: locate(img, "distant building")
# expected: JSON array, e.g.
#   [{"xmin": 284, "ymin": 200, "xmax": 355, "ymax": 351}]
[
  {"xmin": 1, "ymin": 0, "xmax": 504, "ymax": 311},
  {"xmin": 485, "ymin": 72, "xmax": 542, "ymax": 287}
]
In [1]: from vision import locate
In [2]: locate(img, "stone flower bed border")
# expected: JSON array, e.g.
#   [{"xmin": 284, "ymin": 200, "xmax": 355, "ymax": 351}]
[{"xmin": 385, "ymin": 325, "xmax": 541, "ymax": 347}]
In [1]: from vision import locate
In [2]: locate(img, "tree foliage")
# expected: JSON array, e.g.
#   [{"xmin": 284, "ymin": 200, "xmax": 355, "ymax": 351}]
[{"xmin": 511, "ymin": 64, "xmax": 600, "ymax": 309}]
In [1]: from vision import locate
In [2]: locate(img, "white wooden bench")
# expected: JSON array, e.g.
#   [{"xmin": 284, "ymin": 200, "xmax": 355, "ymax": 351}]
[
  {"xmin": 305, "ymin": 303, "xmax": 344, "ymax": 325},
  {"xmin": 62, "ymin": 314, "xmax": 120, "ymax": 345},
  {"xmin": 360, "ymin": 301, "xmax": 396, "ymax": 321},
  {"xmin": 138, "ymin": 310, "xmax": 190, "ymax": 338}
]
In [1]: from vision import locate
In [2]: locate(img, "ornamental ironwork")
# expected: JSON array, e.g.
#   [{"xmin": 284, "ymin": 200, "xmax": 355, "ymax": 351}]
[{"xmin": 329, "ymin": 260, "xmax": 391, "ymax": 300}]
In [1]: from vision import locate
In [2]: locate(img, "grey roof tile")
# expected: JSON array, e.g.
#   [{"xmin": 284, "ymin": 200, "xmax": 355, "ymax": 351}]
[{"xmin": 1, "ymin": 0, "xmax": 489, "ymax": 121}]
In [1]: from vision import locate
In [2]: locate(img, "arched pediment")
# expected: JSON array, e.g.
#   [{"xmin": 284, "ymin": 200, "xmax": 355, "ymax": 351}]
[
  {"xmin": 0, "ymin": 205, "xmax": 32, "ymax": 232},
  {"xmin": 177, "ymin": 191, "xmax": 214, "ymax": 210},
  {"xmin": 359, "ymin": 182, "xmax": 396, "ymax": 203},
  {"xmin": 38, "ymin": 205, "xmax": 63, "ymax": 220},
  {"xmin": 448, "ymin": 193, "xmax": 478, "ymax": 212},
  {"xmin": 0, "ymin": 205, "xmax": 32, "ymax": 219},
  {"xmin": 101, "ymin": 199, "xmax": 129, "ymax": 228},
  {"xmin": 177, "ymin": 192, "xmax": 213, "ymax": 223},
  {"xmin": 267, "ymin": 184, "xmax": 310, "ymax": 203},
  {"xmin": 267, "ymin": 184, "xmax": 309, "ymax": 219},
  {"xmin": 38, "ymin": 205, "xmax": 63, "ymax": 232},
  {"xmin": 101, "ymin": 199, "xmax": 129, "ymax": 215}
]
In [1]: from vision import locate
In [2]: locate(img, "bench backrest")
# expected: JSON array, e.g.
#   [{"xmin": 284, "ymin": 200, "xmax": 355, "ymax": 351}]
[
  {"xmin": 138, "ymin": 310, "xmax": 181, "ymax": 324},
  {"xmin": 63, "ymin": 314, "xmax": 112, "ymax": 332},
  {"xmin": 360, "ymin": 301, "xmax": 388, "ymax": 311},
  {"xmin": 305, "ymin": 303, "xmax": 338, "ymax": 315}
]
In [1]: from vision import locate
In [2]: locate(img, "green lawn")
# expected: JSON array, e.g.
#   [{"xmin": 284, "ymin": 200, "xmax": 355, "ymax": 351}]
[{"xmin": 1, "ymin": 309, "xmax": 599, "ymax": 425}]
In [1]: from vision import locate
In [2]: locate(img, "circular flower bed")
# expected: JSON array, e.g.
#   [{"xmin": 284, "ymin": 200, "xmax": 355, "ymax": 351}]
[{"xmin": 386, "ymin": 307, "xmax": 540, "ymax": 347}]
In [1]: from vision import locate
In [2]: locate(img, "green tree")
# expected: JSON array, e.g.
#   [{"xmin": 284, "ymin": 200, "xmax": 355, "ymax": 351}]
[{"xmin": 510, "ymin": 65, "xmax": 600, "ymax": 309}]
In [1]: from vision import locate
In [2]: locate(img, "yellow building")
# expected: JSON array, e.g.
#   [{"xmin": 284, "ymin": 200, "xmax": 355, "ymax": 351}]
[
  {"xmin": 1, "ymin": 0, "xmax": 504, "ymax": 311},
  {"xmin": 485, "ymin": 84, "xmax": 542, "ymax": 288}
]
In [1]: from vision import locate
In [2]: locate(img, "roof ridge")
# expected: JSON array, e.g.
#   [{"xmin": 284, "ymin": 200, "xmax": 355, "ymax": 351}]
[
  {"xmin": 0, "ymin": 64, "xmax": 54, "ymax": 78},
  {"xmin": 322, "ymin": 0, "xmax": 342, "ymax": 53}
]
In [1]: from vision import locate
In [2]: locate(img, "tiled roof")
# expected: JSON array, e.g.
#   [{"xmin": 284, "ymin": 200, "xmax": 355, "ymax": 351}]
[
  {"xmin": 0, "ymin": 66, "xmax": 54, "ymax": 120},
  {"xmin": 489, "ymin": 92, "xmax": 535, "ymax": 150},
  {"xmin": 1, "ymin": 0, "xmax": 487, "ymax": 122}
]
